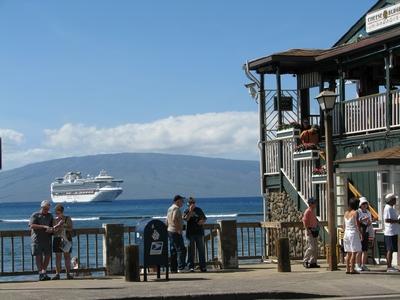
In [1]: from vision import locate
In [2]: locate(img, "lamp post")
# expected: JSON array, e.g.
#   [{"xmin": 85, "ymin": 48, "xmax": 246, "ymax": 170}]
[{"xmin": 316, "ymin": 90, "xmax": 338, "ymax": 271}]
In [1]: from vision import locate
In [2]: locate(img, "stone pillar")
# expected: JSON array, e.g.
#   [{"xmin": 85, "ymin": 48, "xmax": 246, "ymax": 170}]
[
  {"xmin": 217, "ymin": 220, "xmax": 238, "ymax": 269},
  {"xmin": 103, "ymin": 224, "xmax": 124, "ymax": 275}
]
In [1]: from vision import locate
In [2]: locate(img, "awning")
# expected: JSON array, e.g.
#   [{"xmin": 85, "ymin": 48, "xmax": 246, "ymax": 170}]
[{"xmin": 335, "ymin": 146, "xmax": 400, "ymax": 173}]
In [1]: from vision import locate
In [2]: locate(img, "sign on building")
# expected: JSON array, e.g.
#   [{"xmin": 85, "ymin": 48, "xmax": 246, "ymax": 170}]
[
  {"xmin": 366, "ymin": 3, "xmax": 400, "ymax": 33},
  {"xmin": 273, "ymin": 96, "xmax": 293, "ymax": 111}
]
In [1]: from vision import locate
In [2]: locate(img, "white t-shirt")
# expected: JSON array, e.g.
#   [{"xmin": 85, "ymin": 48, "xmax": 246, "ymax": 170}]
[{"xmin": 383, "ymin": 204, "xmax": 400, "ymax": 236}]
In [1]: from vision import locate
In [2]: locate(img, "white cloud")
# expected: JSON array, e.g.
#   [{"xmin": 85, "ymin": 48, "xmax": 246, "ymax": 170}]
[
  {"xmin": 44, "ymin": 111, "xmax": 259, "ymax": 158},
  {"xmin": 2, "ymin": 111, "xmax": 260, "ymax": 169},
  {"xmin": 0, "ymin": 128, "xmax": 24, "ymax": 144}
]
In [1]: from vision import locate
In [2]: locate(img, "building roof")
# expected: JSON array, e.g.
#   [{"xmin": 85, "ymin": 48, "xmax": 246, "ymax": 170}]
[
  {"xmin": 317, "ymin": 26, "xmax": 400, "ymax": 61},
  {"xmin": 246, "ymin": 49, "xmax": 326, "ymax": 73},
  {"xmin": 336, "ymin": 145, "xmax": 400, "ymax": 165},
  {"xmin": 333, "ymin": 0, "xmax": 389, "ymax": 47},
  {"xmin": 246, "ymin": 26, "xmax": 400, "ymax": 74}
]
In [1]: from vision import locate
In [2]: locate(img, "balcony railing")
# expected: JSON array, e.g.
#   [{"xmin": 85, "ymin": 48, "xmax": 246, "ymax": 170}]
[{"xmin": 331, "ymin": 90, "xmax": 400, "ymax": 135}]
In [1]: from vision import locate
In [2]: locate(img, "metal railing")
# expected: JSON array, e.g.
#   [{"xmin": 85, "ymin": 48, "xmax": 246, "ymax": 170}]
[
  {"xmin": 237, "ymin": 222, "xmax": 265, "ymax": 260},
  {"xmin": 0, "ymin": 221, "xmax": 329, "ymax": 277},
  {"xmin": 0, "ymin": 226, "xmax": 136, "ymax": 276}
]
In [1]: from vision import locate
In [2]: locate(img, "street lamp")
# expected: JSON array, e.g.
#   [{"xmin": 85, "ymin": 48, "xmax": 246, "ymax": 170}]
[{"xmin": 316, "ymin": 90, "xmax": 338, "ymax": 271}]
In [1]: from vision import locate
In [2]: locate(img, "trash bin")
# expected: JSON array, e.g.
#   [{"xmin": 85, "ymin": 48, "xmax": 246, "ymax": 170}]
[{"xmin": 136, "ymin": 218, "xmax": 169, "ymax": 281}]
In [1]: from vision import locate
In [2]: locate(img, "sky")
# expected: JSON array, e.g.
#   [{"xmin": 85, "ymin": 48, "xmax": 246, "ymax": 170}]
[{"xmin": 0, "ymin": 0, "xmax": 377, "ymax": 169}]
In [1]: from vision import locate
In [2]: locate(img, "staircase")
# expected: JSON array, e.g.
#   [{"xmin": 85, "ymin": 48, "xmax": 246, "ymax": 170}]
[{"xmin": 266, "ymin": 132, "xmax": 379, "ymax": 224}]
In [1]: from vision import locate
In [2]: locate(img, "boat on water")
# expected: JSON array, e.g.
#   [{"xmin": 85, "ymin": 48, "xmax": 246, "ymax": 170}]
[{"xmin": 51, "ymin": 170, "xmax": 123, "ymax": 203}]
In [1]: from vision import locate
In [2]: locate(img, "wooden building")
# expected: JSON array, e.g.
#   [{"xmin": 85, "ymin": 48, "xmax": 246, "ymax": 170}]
[{"xmin": 244, "ymin": 0, "xmax": 400, "ymax": 229}]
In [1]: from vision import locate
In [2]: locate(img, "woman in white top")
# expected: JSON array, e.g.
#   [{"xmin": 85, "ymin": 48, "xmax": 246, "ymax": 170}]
[
  {"xmin": 357, "ymin": 197, "xmax": 373, "ymax": 272},
  {"xmin": 344, "ymin": 198, "xmax": 362, "ymax": 274}
]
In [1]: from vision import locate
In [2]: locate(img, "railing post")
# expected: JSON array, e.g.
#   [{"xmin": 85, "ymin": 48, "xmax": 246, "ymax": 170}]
[
  {"xmin": 217, "ymin": 220, "xmax": 238, "ymax": 269},
  {"xmin": 103, "ymin": 224, "xmax": 125, "ymax": 275}
]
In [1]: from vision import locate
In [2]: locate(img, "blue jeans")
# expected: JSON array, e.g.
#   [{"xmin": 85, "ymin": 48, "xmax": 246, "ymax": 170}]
[
  {"xmin": 168, "ymin": 232, "xmax": 186, "ymax": 271},
  {"xmin": 187, "ymin": 234, "xmax": 206, "ymax": 270}
]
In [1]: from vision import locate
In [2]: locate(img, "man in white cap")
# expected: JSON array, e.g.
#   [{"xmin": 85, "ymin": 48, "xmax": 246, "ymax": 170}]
[
  {"xmin": 29, "ymin": 200, "xmax": 54, "ymax": 281},
  {"xmin": 383, "ymin": 193, "xmax": 400, "ymax": 272}
]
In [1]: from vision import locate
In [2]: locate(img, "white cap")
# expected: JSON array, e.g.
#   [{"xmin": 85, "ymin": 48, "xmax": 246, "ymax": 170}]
[
  {"xmin": 385, "ymin": 193, "xmax": 398, "ymax": 204},
  {"xmin": 40, "ymin": 200, "xmax": 51, "ymax": 208},
  {"xmin": 359, "ymin": 197, "xmax": 368, "ymax": 207}
]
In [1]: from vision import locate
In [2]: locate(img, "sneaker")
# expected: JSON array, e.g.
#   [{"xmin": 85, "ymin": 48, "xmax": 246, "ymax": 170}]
[
  {"xmin": 51, "ymin": 274, "xmax": 60, "ymax": 280},
  {"xmin": 303, "ymin": 261, "xmax": 310, "ymax": 269},
  {"xmin": 66, "ymin": 273, "xmax": 74, "ymax": 280},
  {"xmin": 354, "ymin": 266, "xmax": 363, "ymax": 273},
  {"xmin": 177, "ymin": 269, "xmax": 188, "ymax": 273},
  {"xmin": 38, "ymin": 273, "xmax": 44, "ymax": 281},
  {"xmin": 42, "ymin": 274, "xmax": 51, "ymax": 281},
  {"xmin": 361, "ymin": 265, "xmax": 370, "ymax": 271},
  {"xmin": 387, "ymin": 267, "xmax": 399, "ymax": 273},
  {"xmin": 189, "ymin": 268, "xmax": 195, "ymax": 272},
  {"xmin": 309, "ymin": 263, "xmax": 320, "ymax": 268}
]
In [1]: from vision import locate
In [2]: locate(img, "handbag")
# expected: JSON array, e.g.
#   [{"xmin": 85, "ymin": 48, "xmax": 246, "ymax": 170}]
[{"xmin": 310, "ymin": 228, "xmax": 319, "ymax": 238}]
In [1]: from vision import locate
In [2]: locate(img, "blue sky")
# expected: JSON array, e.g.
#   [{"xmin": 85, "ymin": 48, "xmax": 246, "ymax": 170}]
[{"xmin": 0, "ymin": 0, "xmax": 377, "ymax": 168}]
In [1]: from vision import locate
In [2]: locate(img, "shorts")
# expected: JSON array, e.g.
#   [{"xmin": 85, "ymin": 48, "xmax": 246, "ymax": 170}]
[
  {"xmin": 361, "ymin": 232, "xmax": 369, "ymax": 252},
  {"xmin": 384, "ymin": 235, "xmax": 398, "ymax": 252},
  {"xmin": 31, "ymin": 240, "xmax": 52, "ymax": 256},
  {"xmin": 53, "ymin": 237, "xmax": 72, "ymax": 253}
]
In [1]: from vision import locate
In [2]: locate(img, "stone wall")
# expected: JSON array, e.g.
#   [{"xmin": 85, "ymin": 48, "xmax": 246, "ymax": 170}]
[
  {"xmin": 267, "ymin": 191, "xmax": 325, "ymax": 258},
  {"xmin": 267, "ymin": 192, "xmax": 304, "ymax": 257},
  {"xmin": 267, "ymin": 192, "xmax": 303, "ymax": 223}
]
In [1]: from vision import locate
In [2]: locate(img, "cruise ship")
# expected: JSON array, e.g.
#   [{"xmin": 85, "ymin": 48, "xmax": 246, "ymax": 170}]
[{"xmin": 51, "ymin": 170, "xmax": 123, "ymax": 203}]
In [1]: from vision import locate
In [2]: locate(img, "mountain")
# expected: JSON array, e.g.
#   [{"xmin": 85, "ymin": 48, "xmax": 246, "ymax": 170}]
[{"xmin": 0, "ymin": 153, "xmax": 260, "ymax": 202}]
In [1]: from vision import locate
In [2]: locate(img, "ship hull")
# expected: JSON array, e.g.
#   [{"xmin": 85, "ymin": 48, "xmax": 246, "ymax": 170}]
[{"xmin": 51, "ymin": 187, "xmax": 122, "ymax": 203}]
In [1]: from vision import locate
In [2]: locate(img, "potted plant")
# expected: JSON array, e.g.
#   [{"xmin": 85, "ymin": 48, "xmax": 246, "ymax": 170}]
[
  {"xmin": 276, "ymin": 122, "xmax": 301, "ymax": 140},
  {"xmin": 311, "ymin": 166, "xmax": 327, "ymax": 184},
  {"xmin": 293, "ymin": 144, "xmax": 320, "ymax": 161}
]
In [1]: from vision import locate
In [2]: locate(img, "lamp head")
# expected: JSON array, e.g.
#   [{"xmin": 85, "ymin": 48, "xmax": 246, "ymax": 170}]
[
  {"xmin": 244, "ymin": 82, "xmax": 258, "ymax": 100},
  {"xmin": 316, "ymin": 90, "xmax": 338, "ymax": 112}
]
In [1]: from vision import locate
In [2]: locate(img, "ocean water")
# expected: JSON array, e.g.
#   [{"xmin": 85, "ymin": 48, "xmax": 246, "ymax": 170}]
[{"xmin": 0, "ymin": 197, "xmax": 263, "ymax": 231}]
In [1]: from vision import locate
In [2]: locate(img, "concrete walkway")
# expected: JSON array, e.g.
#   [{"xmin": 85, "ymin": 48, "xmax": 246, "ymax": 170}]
[{"xmin": 2, "ymin": 263, "xmax": 400, "ymax": 300}]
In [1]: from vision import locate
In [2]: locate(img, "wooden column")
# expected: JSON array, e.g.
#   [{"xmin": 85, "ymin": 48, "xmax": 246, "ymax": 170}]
[
  {"xmin": 276, "ymin": 66, "xmax": 283, "ymax": 191},
  {"xmin": 324, "ymin": 111, "xmax": 338, "ymax": 271},
  {"xmin": 299, "ymin": 88, "xmax": 310, "ymax": 123},
  {"xmin": 259, "ymin": 73, "xmax": 267, "ymax": 221},
  {"xmin": 385, "ymin": 52, "xmax": 392, "ymax": 130},
  {"xmin": 338, "ymin": 68, "xmax": 345, "ymax": 135},
  {"xmin": 259, "ymin": 74, "xmax": 266, "ymax": 195}
]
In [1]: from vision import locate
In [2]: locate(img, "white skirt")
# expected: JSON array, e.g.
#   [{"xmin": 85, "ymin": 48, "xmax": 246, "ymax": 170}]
[{"xmin": 343, "ymin": 230, "xmax": 362, "ymax": 253}]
